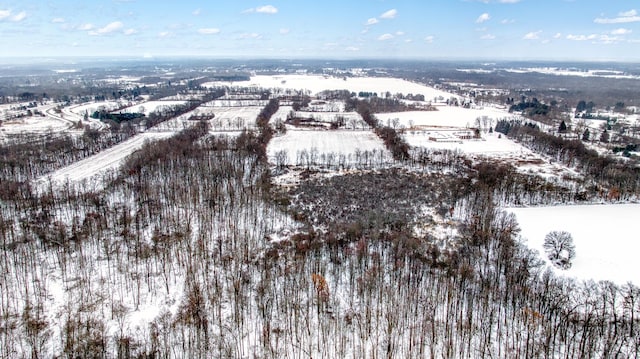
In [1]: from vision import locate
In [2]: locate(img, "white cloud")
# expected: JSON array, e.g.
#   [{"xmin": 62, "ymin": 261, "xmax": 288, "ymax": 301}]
[
  {"xmin": 395, "ymin": 31, "xmax": 405, "ymax": 36},
  {"xmin": 123, "ymin": 28, "xmax": 137, "ymax": 35},
  {"xmin": 619, "ymin": 10, "xmax": 637, "ymax": 17},
  {"xmin": 245, "ymin": 5, "xmax": 278, "ymax": 14},
  {"xmin": 78, "ymin": 23, "xmax": 94, "ymax": 31},
  {"xmin": 598, "ymin": 35, "xmax": 621, "ymax": 44},
  {"xmin": 594, "ymin": 9, "xmax": 640, "ymax": 24},
  {"xmin": 554, "ymin": 32, "xmax": 562, "ymax": 39},
  {"xmin": 52, "ymin": 17, "xmax": 65, "ymax": 23},
  {"xmin": 192, "ymin": 9, "xmax": 201, "ymax": 16},
  {"xmin": 380, "ymin": 9, "xmax": 397, "ymax": 19},
  {"xmin": 257, "ymin": 5, "xmax": 278, "ymax": 14},
  {"xmin": 198, "ymin": 28, "xmax": 220, "ymax": 35},
  {"xmin": 11, "ymin": 11, "xmax": 26, "ymax": 22},
  {"xmin": 611, "ymin": 28, "xmax": 632, "ymax": 35},
  {"xmin": 501, "ymin": 19, "xmax": 515, "ymax": 24},
  {"xmin": 565, "ymin": 34, "xmax": 622, "ymax": 44},
  {"xmin": 0, "ymin": 9, "xmax": 26, "ymax": 22},
  {"xmin": 523, "ymin": 31, "xmax": 542, "ymax": 40},
  {"xmin": 481, "ymin": 34, "xmax": 496, "ymax": 40},
  {"xmin": 89, "ymin": 21, "xmax": 124, "ymax": 35},
  {"xmin": 405, "ymin": 39, "xmax": 413, "ymax": 43},
  {"xmin": 158, "ymin": 31, "xmax": 171, "ymax": 38},
  {"xmin": 424, "ymin": 35, "xmax": 435, "ymax": 43},
  {"xmin": 476, "ymin": 13, "xmax": 490, "ymax": 23},
  {"xmin": 239, "ymin": 32, "xmax": 262, "ymax": 39},
  {"xmin": 566, "ymin": 34, "xmax": 597, "ymax": 41},
  {"xmin": 345, "ymin": 46, "xmax": 359, "ymax": 51},
  {"xmin": 279, "ymin": 28, "xmax": 290, "ymax": 35},
  {"xmin": 378, "ymin": 33, "xmax": 394, "ymax": 40},
  {"xmin": 366, "ymin": 18, "xmax": 379, "ymax": 25}
]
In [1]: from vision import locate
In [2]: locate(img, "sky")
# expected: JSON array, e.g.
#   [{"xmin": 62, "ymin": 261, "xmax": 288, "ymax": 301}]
[{"xmin": 0, "ymin": 0, "xmax": 639, "ymax": 61}]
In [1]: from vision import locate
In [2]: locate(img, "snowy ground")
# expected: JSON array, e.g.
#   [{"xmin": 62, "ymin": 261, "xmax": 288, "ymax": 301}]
[
  {"xmin": 508, "ymin": 204, "xmax": 640, "ymax": 285},
  {"xmin": 37, "ymin": 132, "xmax": 173, "ymax": 189},
  {"xmin": 410, "ymin": 131, "xmax": 579, "ymax": 179},
  {"xmin": 146, "ymin": 104, "xmax": 261, "ymax": 132},
  {"xmin": 376, "ymin": 105, "xmax": 519, "ymax": 129},
  {"xmin": 68, "ymin": 100, "xmax": 128, "ymax": 117},
  {"xmin": 504, "ymin": 67, "xmax": 640, "ymax": 80},
  {"xmin": 206, "ymin": 99, "xmax": 269, "ymax": 107},
  {"xmin": 120, "ymin": 100, "xmax": 187, "ymax": 115},
  {"xmin": 406, "ymin": 131, "xmax": 522, "ymax": 154},
  {"xmin": 0, "ymin": 102, "xmax": 113, "ymax": 141},
  {"xmin": 205, "ymin": 106, "xmax": 262, "ymax": 131},
  {"xmin": 205, "ymin": 75, "xmax": 458, "ymax": 101},
  {"xmin": 269, "ymin": 105, "xmax": 293, "ymax": 124},
  {"xmin": 268, "ymin": 129, "xmax": 390, "ymax": 166},
  {"xmin": 0, "ymin": 115, "xmax": 70, "ymax": 136}
]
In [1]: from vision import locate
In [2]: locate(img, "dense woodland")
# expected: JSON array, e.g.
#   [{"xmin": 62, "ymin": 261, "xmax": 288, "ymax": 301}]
[{"xmin": 1, "ymin": 64, "xmax": 640, "ymax": 357}]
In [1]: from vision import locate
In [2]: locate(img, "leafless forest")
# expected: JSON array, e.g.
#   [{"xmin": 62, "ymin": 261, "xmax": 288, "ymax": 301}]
[{"xmin": 1, "ymin": 62, "xmax": 640, "ymax": 358}]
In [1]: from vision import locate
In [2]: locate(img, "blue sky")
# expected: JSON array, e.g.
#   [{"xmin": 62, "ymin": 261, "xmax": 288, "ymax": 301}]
[{"xmin": 0, "ymin": 0, "xmax": 639, "ymax": 61}]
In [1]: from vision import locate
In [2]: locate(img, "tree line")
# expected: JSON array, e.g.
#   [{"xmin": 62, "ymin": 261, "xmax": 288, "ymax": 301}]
[{"xmin": 495, "ymin": 119, "xmax": 640, "ymax": 199}]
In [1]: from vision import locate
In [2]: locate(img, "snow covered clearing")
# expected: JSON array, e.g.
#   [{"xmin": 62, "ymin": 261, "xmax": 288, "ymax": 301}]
[
  {"xmin": 269, "ymin": 105, "xmax": 293, "ymax": 124},
  {"xmin": 408, "ymin": 131, "xmax": 576, "ymax": 178},
  {"xmin": 0, "ymin": 103, "xmax": 110, "ymax": 142},
  {"xmin": 98, "ymin": 75, "xmax": 143, "ymax": 84},
  {"xmin": 205, "ymin": 75, "xmax": 458, "ymax": 100},
  {"xmin": 406, "ymin": 131, "xmax": 523, "ymax": 154},
  {"xmin": 0, "ymin": 115, "xmax": 70, "ymax": 137},
  {"xmin": 67, "ymin": 101, "xmax": 127, "ymax": 116},
  {"xmin": 268, "ymin": 130, "xmax": 390, "ymax": 166},
  {"xmin": 376, "ymin": 105, "xmax": 518, "ymax": 129},
  {"xmin": 120, "ymin": 100, "xmax": 187, "ymax": 115},
  {"xmin": 293, "ymin": 111, "xmax": 367, "ymax": 128},
  {"xmin": 38, "ymin": 132, "xmax": 173, "ymax": 187},
  {"xmin": 504, "ymin": 67, "xmax": 640, "ymax": 80},
  {"xmin": 140, "ymin": 104, "xmax": 261, "ymax": 134},
  {"xmin": 205, "ymin": 106, "xmax": 262, "ymax": 131},
  {"xmin": 508, "ymin": 204, "xmax": 640, "ymax": 285},
  {"xmin": 206, "ymin": 99, "xmax": 269, "ymax": 107}
]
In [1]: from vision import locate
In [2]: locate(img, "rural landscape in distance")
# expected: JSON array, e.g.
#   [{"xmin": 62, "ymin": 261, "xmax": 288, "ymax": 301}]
[{"xmin": 1, "ymin": 0, "xmax": 640, "ymax": 358}]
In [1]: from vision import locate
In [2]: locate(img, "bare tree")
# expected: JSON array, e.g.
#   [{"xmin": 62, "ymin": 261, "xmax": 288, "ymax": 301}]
[{"xmin": 543, "ymin": 231, "xmax": 576, "ymax": 269}]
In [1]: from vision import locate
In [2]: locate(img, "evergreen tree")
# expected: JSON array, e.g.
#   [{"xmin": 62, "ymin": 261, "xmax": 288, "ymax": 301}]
[
  {"xmin": 582, "ymin": 128, "xmax": 590, "ymax": 141},
  {"xmin": 559, "ymin": 120, "xmax": 567, "ymax": 133}
]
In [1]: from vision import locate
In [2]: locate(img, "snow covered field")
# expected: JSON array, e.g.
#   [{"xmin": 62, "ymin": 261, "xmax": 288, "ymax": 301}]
[
  {"xmin": 269, "ymin": 105, "xmax": 293, "ymax": 124},
  {"xmin": 206, "ymin": 99, "xmax": 269, "ymax": 107},
  {"xmin": 268, "ymin": 130, "xmax": 390, "ymax": 166},
  {"xmin": 39, "ymin": 132, "xmax": 173, "ymax": 187},
  {"xmin": 405, "ymin": 131, "xmax": 528, "ymax": 155},
  {"xmin": 206, "ymin": 75, "xmax": 458, "ymax": 100},
  {"xmin": 0, "ymin": 115, "xmax": 70, "ymax": 137},
  {"xmin": 376, "ymin": 106, "xmax": 518, "ymax": 129},
  {"xmin": 68, "ymin": 101, "xmax": 127, "ymax": 116},
  {"xmin": 120, "ymin": 100, "xmax": 187, "ymax": 115},
  {"xmin": 508, "ymin": 204, "xmax": 640, "ymax": 285},
  {"xmin": 205, "ymin": 106, "xmax": 262, "ymax": 131},
  {"xmin": 287, "ymin": 111, "xmax": 369, "ymax": 130},
  {"xmin": 504, "ymin": 67, "xmax": 640, "ymax": 80},
  {"xmin": 146, "ymin": 105, "xmax": 261, "ymax": 134}
]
